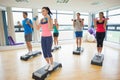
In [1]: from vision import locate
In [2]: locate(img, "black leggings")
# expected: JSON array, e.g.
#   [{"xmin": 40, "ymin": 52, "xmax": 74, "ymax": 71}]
[{"xmin": 96, "ymin": 32, "xmax": 105, "ymax": 47}]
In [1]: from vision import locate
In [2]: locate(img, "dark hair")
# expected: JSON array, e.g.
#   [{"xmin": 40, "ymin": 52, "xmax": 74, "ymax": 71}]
[
  {"xmin": 77, "ymin": 12, "xmax": 80, "ymax": 15},
  {"xmin": 23, "ymin": 12, "xmax": 28, "ymax": 16},
  {"xmin": 42, "ymin": 7, "xmax": 53, "ymax": 17},
  {"xmin": 99, "ymin": 12, "xmax": 105, "ymax": 18}
]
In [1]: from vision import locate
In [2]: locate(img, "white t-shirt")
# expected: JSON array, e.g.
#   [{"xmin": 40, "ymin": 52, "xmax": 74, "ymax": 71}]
[{"xmin": 74, "ymin": 19, "xmax": 83, "ymax": 31}]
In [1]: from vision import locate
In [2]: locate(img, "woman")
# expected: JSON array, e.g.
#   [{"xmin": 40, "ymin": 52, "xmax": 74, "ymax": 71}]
[
  {"xmin": 94, "ymin": 12, "xmax": 107, "ymax": 56},
  {"xmin": 36, "ymin": 7, "xmax": 53, "ymax": 71},
  {"xmin": 53, "ymin": 19, "xmax": 59, "ymax": 48},
  {"xmin": 73, "ymin": 13, "xmax": 84, "ymax": 51}
]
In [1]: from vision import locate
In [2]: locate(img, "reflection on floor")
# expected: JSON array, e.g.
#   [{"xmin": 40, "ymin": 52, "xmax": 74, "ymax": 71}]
[{"xmin": 0, "ymin": 42, "xmax": 120, "ymax": 80}]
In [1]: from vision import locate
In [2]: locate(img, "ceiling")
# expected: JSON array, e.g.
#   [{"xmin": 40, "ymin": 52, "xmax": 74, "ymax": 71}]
[{"xmin": 0, "ymin": 0, "xmax": 120, "ymax": 13}]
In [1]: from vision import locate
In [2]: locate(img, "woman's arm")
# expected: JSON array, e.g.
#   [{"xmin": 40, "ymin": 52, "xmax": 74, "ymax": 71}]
[
  {"xmin": 47, "ymin": 15, "xmax": 53, "ymax": 30},
  {"xmin": 56, "ymin": 23, "xmax": 59, "ymax": 30},
  {"xmin": 94, "ymin": 19, "xmax": 97, "ymax": 30},
  {"xmin": 104, "ymin": 19, "xmax": 107, "ymax": 30},
  {"xmin": 35, "ymin": 19, "xmax": 41, "ymax": 30}
]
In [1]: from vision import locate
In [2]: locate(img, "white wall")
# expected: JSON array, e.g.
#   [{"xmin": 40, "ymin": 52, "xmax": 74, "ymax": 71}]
[{"xmin": 6, "ymin": 7, "xmax": 16, "ymax": 41}]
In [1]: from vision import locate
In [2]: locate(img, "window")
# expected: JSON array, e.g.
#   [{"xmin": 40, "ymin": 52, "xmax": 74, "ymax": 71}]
[
  {"xmin": 106, "ymin": 8, "xmax": 120, "ymax": 44},
  {"xmin": 57, "ymin": 10, "xmax": 73, "ymax": 14},
  {"xmin": 81, "ymin": 15, "xmax": 88, "ymax": 25},
  {"xmin": 12, "ymin": 12, "xmax": 32, "ymax": 25},
  {"xmin": 95, "ymin": 13, "xmax": 99, "ymax": 18},
  {"xmin": 108, "ymin": 15, "xmax": 120, "ymax": 24},
  {"xmin": 106, "ymin": 31, "xmax": 120, "ymax": 43},
  {"xmin": 59, "ymin": 26, "xmax": 73, "ymax": 30},
  {"xmin": 12, "ymin": 7, "xmax": 32, "ymax": 25},
  {"xmin": 51, "ymin": 10, "xmax": 57, "ymax": 13},
  {"xmin": 57, "ymin": 14, "xmax": 73, "ymax": 25},
  {"xmin": 12, "ymin": 7, "xmax": 32, "ymax": 12},
  {"xmin": 80, "ymin": 12, "xmax": 89, "ymax": 15},
  {"xmin": 109, "ymin": 8, "xmax": 120, "ymax": 15},
  {"xmin": 12, "ymin": 7, "xmax": 32, "ymax": 43}
]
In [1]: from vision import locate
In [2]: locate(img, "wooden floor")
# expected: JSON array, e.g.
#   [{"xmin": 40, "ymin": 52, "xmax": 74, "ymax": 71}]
[{"xmin": 0, "ymin": 42, "xmax": 120, "ymax": 80}]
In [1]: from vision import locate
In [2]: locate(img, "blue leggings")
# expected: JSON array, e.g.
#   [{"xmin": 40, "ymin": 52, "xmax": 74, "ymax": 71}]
[{"xmin": 41, "ymin": 36, "xmax": 53, "ymax": 58}]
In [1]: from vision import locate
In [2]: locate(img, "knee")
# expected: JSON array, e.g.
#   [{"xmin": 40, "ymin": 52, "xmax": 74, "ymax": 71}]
[
  {"xmin": 97, "ymin": 44, "xmax": 102, "ymax": 47},
  {"xmin": 26, "ymin": 42, "xmax": 30, "ymax": 45},
  {"xmin": 43, "ymin": 53, "xmax": 48, "ymax": 58},
  {"xmin": 48, "ymin": 53, "xmax": 52, "ymax": 57},
  {"xmin": 97, "ymin": 44, "xmax": 99, "ymax": 47},
  {"xmin": 101, "ymin": 43, "xmax": 103, "ymax": 47},
  {"xmin": 28, "ymin": 43, "xmax": 32, "ymax": 47},
  {"xmin": 43, "ymin": 53, "xmax": 52, "ymax": 58},
  {"xmin": 97, "ymin": 42, "xmax": 102, "ymax": 47},
  {"xmin": 76, "ymin": 38, "xmax": 79, "ymax": 41}
]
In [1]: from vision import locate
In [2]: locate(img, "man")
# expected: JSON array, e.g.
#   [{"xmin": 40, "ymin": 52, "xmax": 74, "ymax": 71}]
[
  {"xmin": 22, "ymin": 12, "xmax": 33, "ymax": 55},
  {"xmin": 73, "ymin": 13, "xmax": 84, "ymax": 51}
]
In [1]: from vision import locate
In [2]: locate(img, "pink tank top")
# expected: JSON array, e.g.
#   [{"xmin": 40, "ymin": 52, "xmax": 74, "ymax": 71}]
[{"xmin": 41, "ymin": 23, "xmax": 52, "ymax": 37}]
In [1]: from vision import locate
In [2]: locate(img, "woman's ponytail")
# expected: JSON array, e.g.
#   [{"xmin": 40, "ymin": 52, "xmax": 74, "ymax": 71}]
[{"xmin": 42, "ymin": 7, "xmax": 53, "ymax": 17}]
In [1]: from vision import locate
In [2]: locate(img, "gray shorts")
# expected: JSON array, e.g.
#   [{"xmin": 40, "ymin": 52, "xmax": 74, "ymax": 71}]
[{"xmin": 25, "ymin": 33, "xmax": 32, "ymax": 42}]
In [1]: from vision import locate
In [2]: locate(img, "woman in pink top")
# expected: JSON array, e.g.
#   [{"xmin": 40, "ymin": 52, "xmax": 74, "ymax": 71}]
[
  {"xmin": 36, "ymin": 7, "xmax": 53, "ymax": 71},
  {"xmin": 94, "ymin": 12, "xmax": 107, "ymax": 56}
]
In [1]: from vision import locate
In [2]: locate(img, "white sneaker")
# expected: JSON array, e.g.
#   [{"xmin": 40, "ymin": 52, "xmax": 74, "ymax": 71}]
[
  {"xmin": 25, "ymin": 52, "xmax": 32, "ymax": 56},
  {"xmin": 44, "ymin": 64, "xmax": 50, "ymax": 70},
  {"xmin": 56, "ymin": 45, "xmax": 59, "ymax": 48},
  {"xmin": 28, "ymin": 51, "xmax": 33, "ymax": 55},
  {"xmin": 54, "ymin": 46, "xmax": 57, "ymax": 49},
  {"xmin": 48, "ymin": 64, "xmax": 54, "ymax": 71}
]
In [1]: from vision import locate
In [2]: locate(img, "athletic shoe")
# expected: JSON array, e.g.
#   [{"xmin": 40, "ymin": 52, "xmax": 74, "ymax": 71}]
[
  {"xmin": 78, "ymin": 47, "xmax": 81, "ymax": 51},
  {"xmin": 48, "ymin": 64, "xmax": 54, "ymax": 71},
  {"xmin": 96, "ymin": 54, "xmax": 101, "ymax": 60},
  {"xmin": 97, "ymin": 56, "xmax": 101, "ymax": 60},
  {"xmin": 54, "ymin": 46, "xmax": 57, "ymax": 49},
  {"xmin": 56, "ymin": 45, "xmax": 59, "ymax": 48},
  {"xmin": 28, "ymin": 51, "xmax": 33, "ymax": 56},
  {"xmin": 76, "ymin": 47, "xmax": 79, "ymax": 51},
  {"xmin": 25, "ymin": 52, "xmax": 32, "ymax": 56},
  {"xmin": 44, "ymin": 64, "xmax": 50, "ymax": 70}
]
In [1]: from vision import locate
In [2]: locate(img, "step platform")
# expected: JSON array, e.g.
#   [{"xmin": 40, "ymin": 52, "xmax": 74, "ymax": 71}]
[
  {"xmin": 20, "ymin": 51, "xmax": 41, "ymax": 61},
  {"xmin": 91, "ymin": 54, "xmax": 104, "ymax": 66},
  {"xmin": 51, "ymin": 46, "xmax": 61, "ymax": 52},
  {"xmin": 32, "ymin": 62, "xmax": 62, "ymax": 80},
  {"xmin": 73, "ymin": 48, "xmax": 84, "ymax": 55}
]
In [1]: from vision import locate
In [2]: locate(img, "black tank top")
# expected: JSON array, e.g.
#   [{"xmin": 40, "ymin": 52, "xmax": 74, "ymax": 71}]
[{"xmin": 97, "ymin": 20, "xmax": 104, "ymax": 24}]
